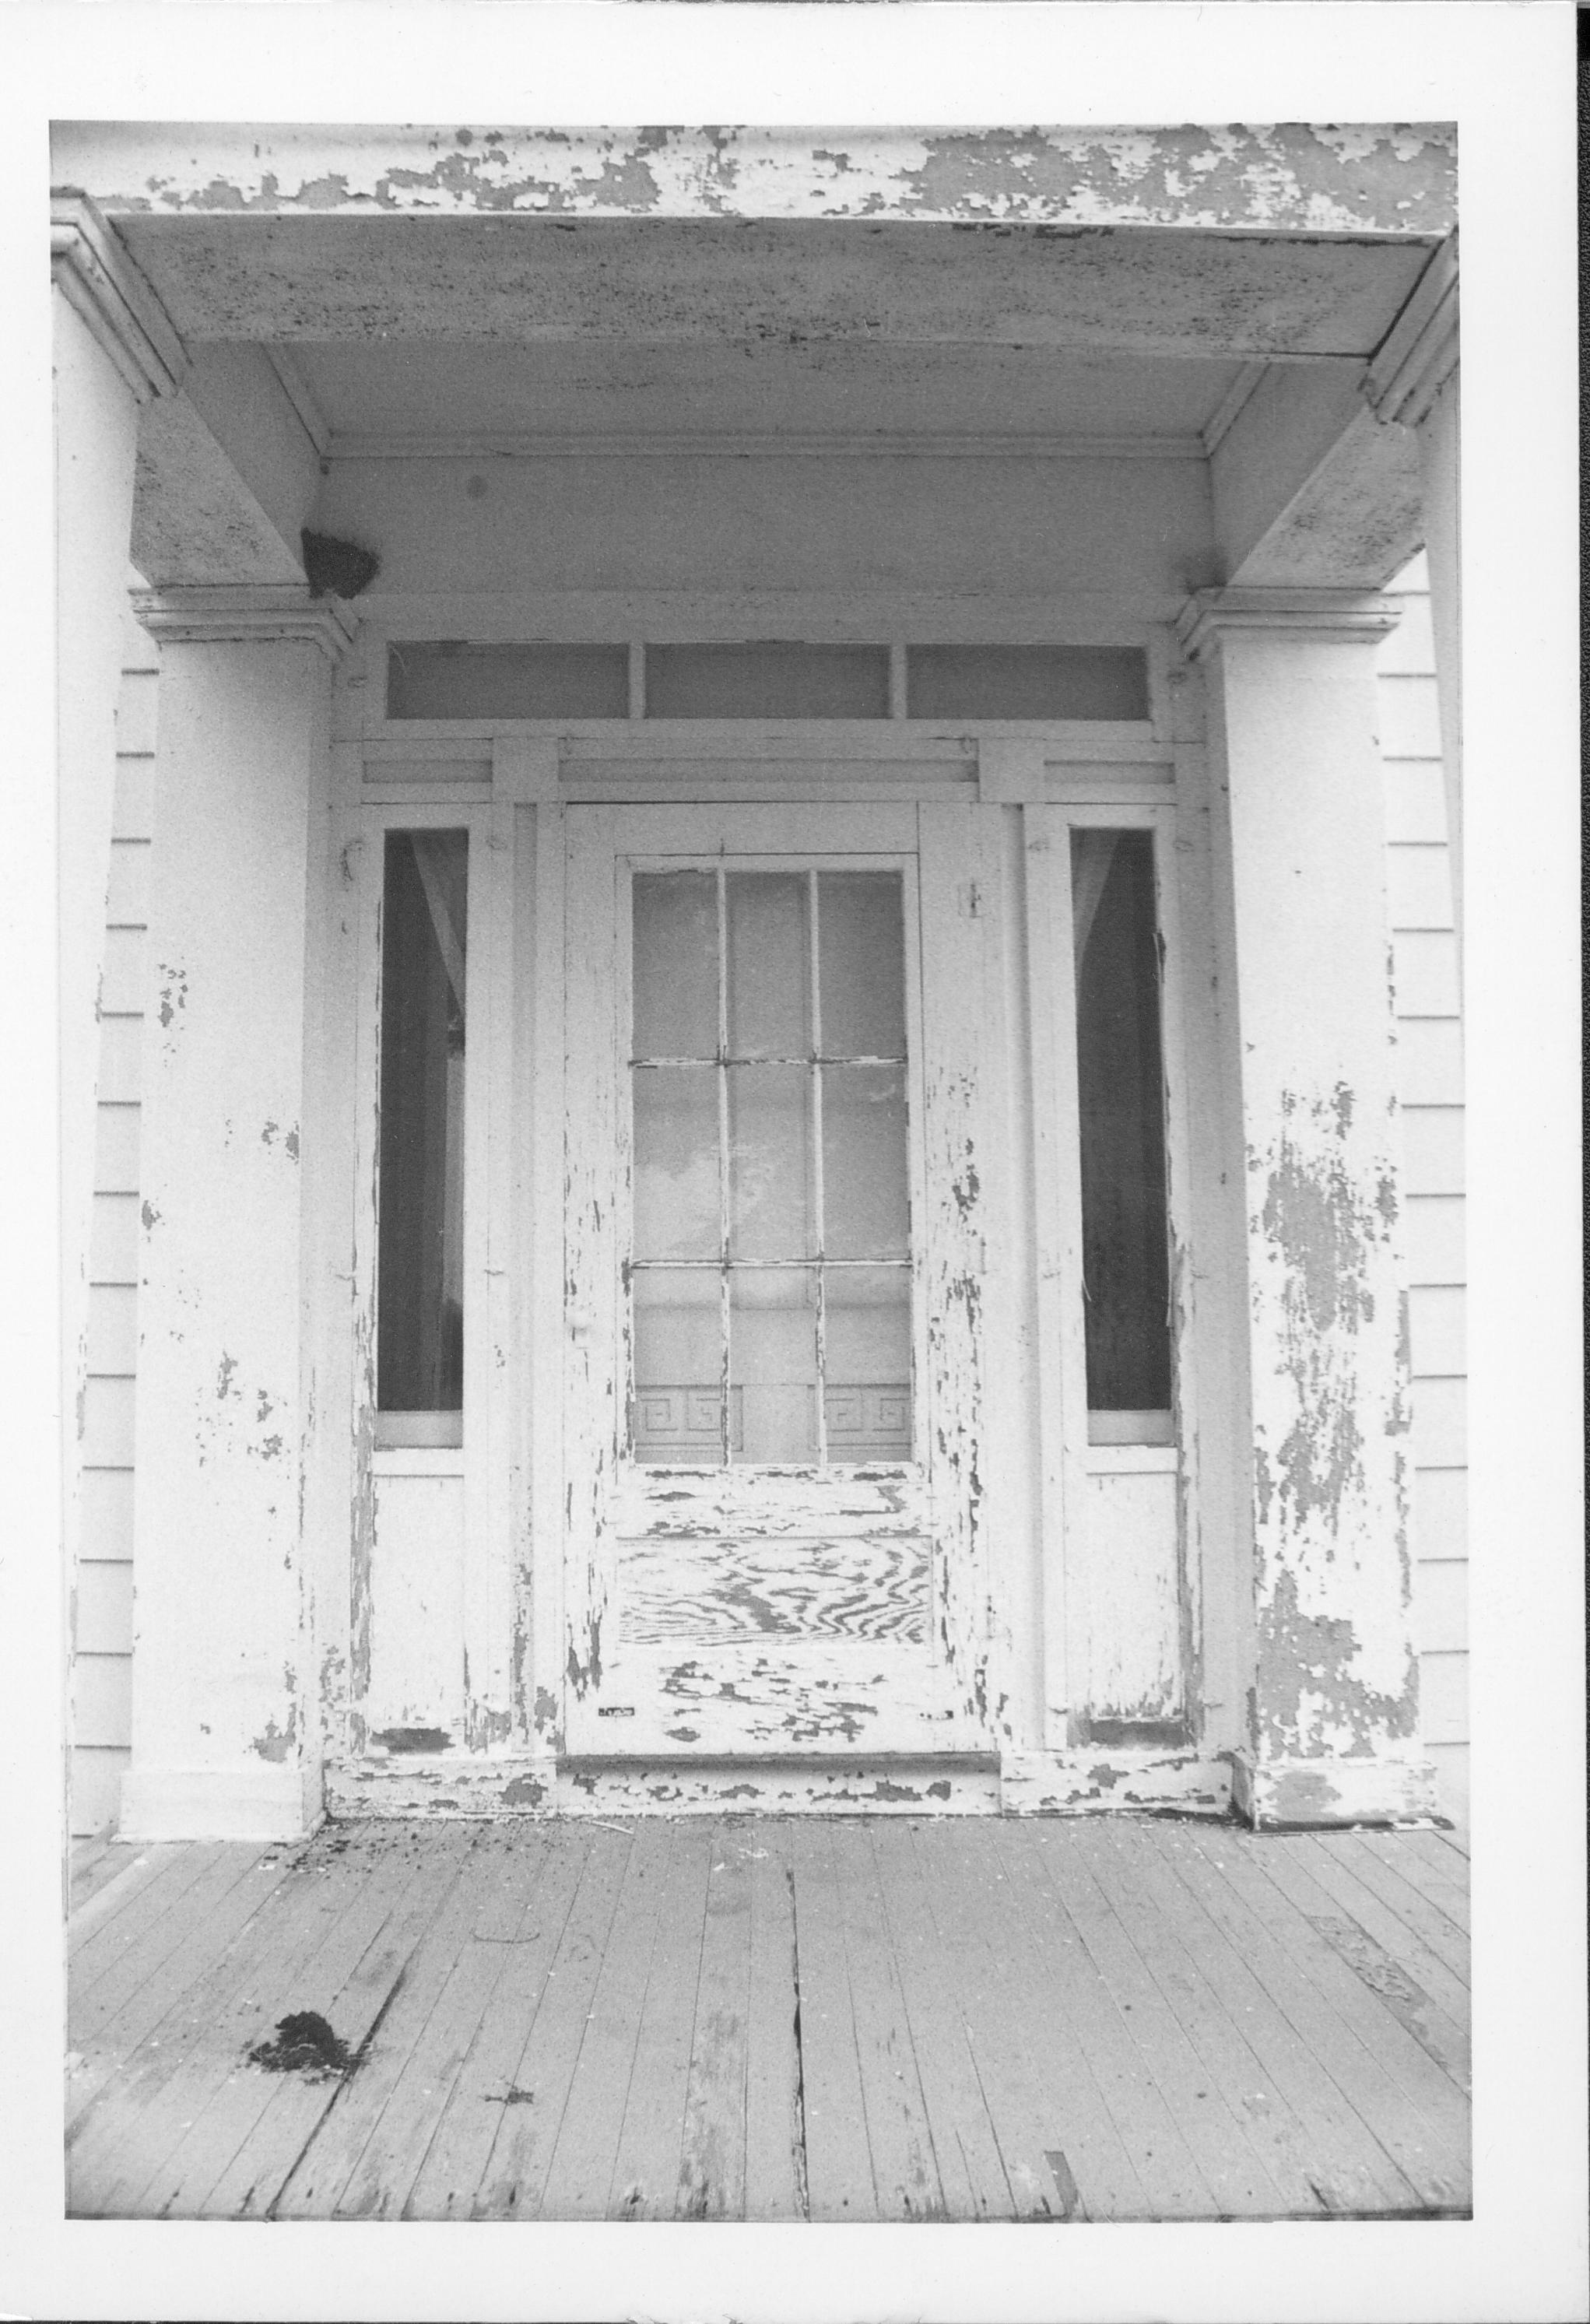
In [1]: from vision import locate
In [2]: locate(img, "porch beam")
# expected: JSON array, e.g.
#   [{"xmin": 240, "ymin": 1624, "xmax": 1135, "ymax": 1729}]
[
  {"xmin": 1178, "ymin": 585, "xmax": 1437, "ymax": 1829},
  {"xmin": 54, "ymin": 122, "xmax": 1456, "ymax": 237}
]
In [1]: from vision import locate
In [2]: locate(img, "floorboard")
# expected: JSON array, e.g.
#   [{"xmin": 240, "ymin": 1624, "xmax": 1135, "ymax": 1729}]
[
  {"xmin": 1164, "ymin": 1829, "xmax": 1464, "ymax": 2211},
  {"xmin": 786, "ymin": 1819, "xmax": 877, "ymax": 2221},
  {"xmin": 67, "ymin": 1826, "xmax": 402, "ymax": 2215},
  {"xmin": 68, "ymin": 1813, "xmax": 1472, "ymax": 2224},
  {"xmin": 742, "ymin": 1831, "xmax": 807, "ymax": 2221},
  {"xmin": 605, "ymin": 1817, "xmax": 715, "ymax": 2220},
  {"xmin": 470, "ymin": 1824, "xmax": 636, "ymax": 2219},
  {"xmin": 159, "ymin": 1824, "xmax": 479, "ymax": 2219},
  {"xmin": 1357, "ymin": 1826, "xmax": 1472, "ymax": 1931},
  {"xmin": 1183, "ymin": 1830, "xmax": 1469, "ymax": 2201},
  {"xmin": 403, "ymin": 1823, "xmax": 595, "ymax": 2220},
  {"xmin": 828, "ymin": 1821, "xmax": 942, "ymax": 2220},
  {"xmin": 539, "ymin": 1820, "xmax": 679, "ymax": 2220},
  {"xmin": 1252, "ymin": 1838, "xmax": 1470, "ymax": 2092},
  {"xmin": 993, "ymin": 1823, "xmax": 1215, "ymax": 2219},
  {"xmin": 909, "ymin": 1819, "xmax": 1146, "ymax": 2221},
  {"xmin": 675, "ymin": 1821, "xmax": 756, "ymax": 2220},
  {"xmin": 265, "ymin": 1825, "xmax": 496, "ymax": 2219},
  {"xmin": 1080, "ymin": 1826, "xmax": 1329, "ymax": 2215},
  {"xmin": 1125, "ymin": 1827, "xmax": 1420, "ymax": 2214},
  {"xmin": 1033, "ymin": 1826, "xmax": 1292, "ymax": 2218},
  {"xmin": 1314, "ymin": 1832, "xmax": 1469, "ymax": 1982},
  {"xmin": 69, "ymin": 1842, "xmax": 230, "ymax": 1995},
  {"xmin": 865, "ymin": 1820, "xmax": 1013, "ymax": 2221}
]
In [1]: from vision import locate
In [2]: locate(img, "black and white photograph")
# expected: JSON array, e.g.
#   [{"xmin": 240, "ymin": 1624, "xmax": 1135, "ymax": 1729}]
[{"xmin": 5, "ymin": 6, "xmax": 1583, "ymax": 2321}]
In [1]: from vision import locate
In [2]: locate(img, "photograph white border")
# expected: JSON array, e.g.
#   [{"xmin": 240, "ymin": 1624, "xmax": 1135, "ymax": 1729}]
[{"xmin": 2, "ymin": 5, "xmax": 1582, "ymax": 2320}]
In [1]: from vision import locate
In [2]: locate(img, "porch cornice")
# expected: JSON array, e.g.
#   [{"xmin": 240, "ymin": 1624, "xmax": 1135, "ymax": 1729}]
[
  {"xmin": 1175, "ymin": 586, "xmax": 1399, "ymax": 662},
  {"xmin": 51, "ymin": 193, "xmax": 187, "ymax": 404},
  {"xmin": 1363, "ymin": 234, "xmax": 1459, "ymax": 430},
  {"xmin": 132, "ymin": 584, "xmax": 360, "ymax": 662}
]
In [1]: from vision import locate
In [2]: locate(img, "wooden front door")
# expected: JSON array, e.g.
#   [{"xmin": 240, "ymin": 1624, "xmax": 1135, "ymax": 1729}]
[{"xmin": 561, "ymin": 801, "xmax": 999, "ymax": 1762}]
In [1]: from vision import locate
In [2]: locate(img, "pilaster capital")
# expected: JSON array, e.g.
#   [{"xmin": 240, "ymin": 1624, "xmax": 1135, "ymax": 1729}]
[
  {"xmin": 132, "ymin": 585, "xmax": 360, "ymax": 664},
  {"xmin": 51, "ymin": 193, "xmax": 187, "ymax": 404},
  {"xmin": 1175, "ymin": 587, "xmax": 1399, "ymax": 664},
  {"xmin": 1363, "ymin": 233, "xmax": 1459, "ymax": 430}
]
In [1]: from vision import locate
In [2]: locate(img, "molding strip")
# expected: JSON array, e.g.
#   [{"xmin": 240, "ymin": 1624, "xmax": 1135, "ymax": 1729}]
[
  {"xmin": 133, "ymin": 584, "xmax": 359, "ymax": 662},
  {"xmin": 1364, "ymin": 233, "xmax": 1459, "ymax": 430},
  {"xmin": 50, "ymin": 193, "xmax": 187, "ymax": 404},
  {"xmin": 1176, "ymin": 585, "xmax": 1399, "ymax": 662},
  {"xmin": 327, "ymin": 428, "xmax": 1209, "ymax": 464}
]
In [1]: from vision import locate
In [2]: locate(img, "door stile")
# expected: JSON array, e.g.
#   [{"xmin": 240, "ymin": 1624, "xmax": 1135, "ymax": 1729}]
[
  {"xmin": 527, "ymin": 801, "xmax": 568, "ymax": 1758},
  {"xmin": 463, "ymin": 797, "xmax": 518, "ymax": 1746},
  {"xmin": 1041, "ymin": 804, "xmax": 1094, "ymax": 1735},
  {"xmin": 562, "ymin": 808, "xmax": 622, "ymax": 1718},
  {"xmin": 1020, "ymin": 803, "xmax": 1076, "ymax": 1754},
  {"xmin": 914, "ymin": 802, "xmax": 999, "ymax": 1732},
  {"xmin": 344, "ymin": 818, "xmax": 383, "ymax": 1755}
]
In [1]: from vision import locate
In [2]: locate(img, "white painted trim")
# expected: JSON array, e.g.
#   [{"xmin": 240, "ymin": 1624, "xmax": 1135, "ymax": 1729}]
[
  {"xmin": 119, "ymin": 1763, "xmax": 322, "ymax": 1842},
  {"xmin": 51, "ymin": 194, "xmax": 186, "ymax": 402},
  {"xmin": 328, "ymin": 429, "xmax": 1209, "ymax": 463},
  {"xmin": 1177, "ymin": 587, "xmax": 1399, "ymax": 660},
  {"xmin": 265, "ymin": 347, "xmax": 333, "ymax": 461},
  {"xmin": 1199, "ymin": 360, "xmax": 1269, "ymax": 458},
  {"xmin": 1364, "ymin": 233, "xmax": 1459, "ymax": 430},
  {"xmin": 1231, "ymin": 1749, "xmax": 1441, "ymax": 1830},
  {"xmin": 134, "ymin": 585, "xmax": 360, "ymax": 662},
  {"xmin": 999, "ymin": 1750, "xmax": 1230, "ymax": 1817}
]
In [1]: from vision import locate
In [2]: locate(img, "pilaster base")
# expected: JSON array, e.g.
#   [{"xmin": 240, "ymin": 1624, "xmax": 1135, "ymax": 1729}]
[
  {"xmin": 118, "ymin": 1761, "xmax": 324, "ymax": 1842},
  {"xmin": 1230, "ymin": 1750, "xmax": 1440, "ymax": 1831}
]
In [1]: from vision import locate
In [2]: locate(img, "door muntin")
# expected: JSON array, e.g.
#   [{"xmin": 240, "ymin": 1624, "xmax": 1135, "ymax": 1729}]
[{"xmin": 627, "ymin": 860, "xmax": 917, "ymax": 1479}]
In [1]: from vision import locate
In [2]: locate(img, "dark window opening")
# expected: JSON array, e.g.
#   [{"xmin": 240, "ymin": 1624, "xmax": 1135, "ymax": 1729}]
[
  {"xmin": 1072, "ymin": 828, "xmax": 1172, "ymax": 1424},
  {"xmin": 377, "ymin": 830, "xmax": 469, "ymax": 1430}
]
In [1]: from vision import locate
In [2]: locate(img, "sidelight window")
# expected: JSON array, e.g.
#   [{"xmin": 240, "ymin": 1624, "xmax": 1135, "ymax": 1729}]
[
  {"xmin": 628, "ymin": 867, "xmax": 913, "ymax": 1467},
  {"xmin": 1071, "ymin": 828, "xmax": 1173, "ymax": 1441},
  {"xmin": 376, "ymin": 829, "xmax": 469, "ymax": 1441}
]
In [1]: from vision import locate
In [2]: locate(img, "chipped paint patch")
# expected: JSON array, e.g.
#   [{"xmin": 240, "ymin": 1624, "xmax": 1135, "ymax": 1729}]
[{"xmin": 72, "ymin": 123, "xmax": 1456, "ymax": 234}]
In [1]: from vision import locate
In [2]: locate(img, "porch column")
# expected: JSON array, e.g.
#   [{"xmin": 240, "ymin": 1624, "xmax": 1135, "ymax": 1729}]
[
  {"xmin": 1178, "ymin": 587, "xmax": 1437, "ymax": 1828},
  {"xmin": 51, "ymin": 198, "xmax": 184, "ymax": 1620},
  {"xmin": 119, "ymin": 588, "xmax": 353, "ymax": 1841}
]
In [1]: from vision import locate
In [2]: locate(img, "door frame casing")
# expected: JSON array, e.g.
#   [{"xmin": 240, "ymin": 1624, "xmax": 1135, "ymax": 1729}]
[{"xmin": 318, "ymin": 703, "xmax": 1234, "ymax": 1816}]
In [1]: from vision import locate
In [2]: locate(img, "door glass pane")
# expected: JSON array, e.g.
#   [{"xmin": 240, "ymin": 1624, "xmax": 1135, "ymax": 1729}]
[
  {"xmin": 633, "ymin": 1066, "xmax": 720, "ymax": 1260},
  {"xmin": 823, "ymin": 1266, "xmax": 911, "ymax": 1462},
  {"xmin": 726, "ymin": 873, "xmax": 810, "ymax": 1058},
  {"xmin": 377, "ymin": 830, "xmax": 468, "ymax": 1415},
  {"xmin": 1072, "ymin": 828, "xmax": 1172, "ymax": 1414},
  {"xmin": 818, "ymin": 872, "xmax": 906, "ymax": 1058},
  {"xmin": 633, "ymin": 1268, "xmax": 724, "ymax": 1466},
  {"xmin": 728, "ymin": 1064, "xmax": 814, "ymax": 1260},
  {"xmin": 730, "ymin": 1269, "xmax": 819, "ymax": 1462},
  {"xmin": 632, "ymin": 872, "xmax": 718, "ymax": 1058},
  {"xmin": 822, "ymin": 1065, "xmax": 909, "ymax": 1259}
]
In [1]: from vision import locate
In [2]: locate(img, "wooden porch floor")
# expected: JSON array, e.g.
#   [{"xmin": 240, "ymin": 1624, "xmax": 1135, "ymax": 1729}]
[{"xmin": 66, "ymin": 1814, "xmax": 1470, "ymax": 2223}]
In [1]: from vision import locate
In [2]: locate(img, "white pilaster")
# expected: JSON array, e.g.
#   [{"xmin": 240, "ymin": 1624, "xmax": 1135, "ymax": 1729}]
[
  {"xmin": 53, "ymin": 198, "xmax": 185, "ymax": 1758},
  {"xmin": 1178, "ymin": 587, "xmax": 1437, "ymax": 1828},
  {"xmin": 119, "ymin": 589, "xmax": 353, "ymax": 1841}
]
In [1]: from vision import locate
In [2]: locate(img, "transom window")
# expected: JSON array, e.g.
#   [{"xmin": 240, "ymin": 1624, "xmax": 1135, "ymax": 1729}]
[{"xmin": 628, "ymin": 866, "xmax": 912, "ymax": 1467}]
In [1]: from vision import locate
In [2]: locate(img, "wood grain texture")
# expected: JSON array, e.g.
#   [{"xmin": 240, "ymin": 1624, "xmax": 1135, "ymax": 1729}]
[
  {"xmin": 69, "ymin": 1816, "xmax": 1471, "ymax": 2223},
  {"xmin": 620, "ymin": 1532, "xmax": 930, "ymax": 1645}
]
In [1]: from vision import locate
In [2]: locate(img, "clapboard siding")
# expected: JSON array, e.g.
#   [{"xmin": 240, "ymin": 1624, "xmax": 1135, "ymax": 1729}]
[
  {"xmin": 72, "ymin": 603, "xmax": 156, "ymax": 1838},
  {"xmin": 1379, "ymin": 554, "xmax": 1466, "ymax": 1822}
]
